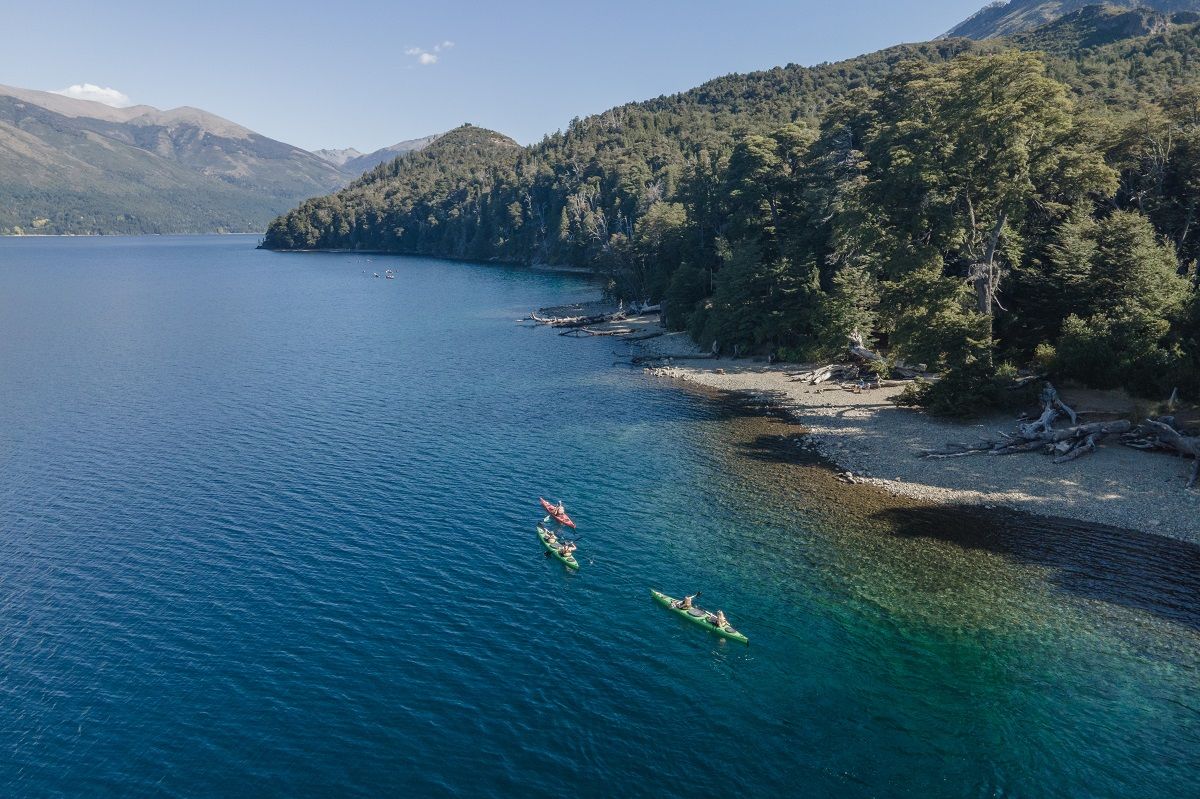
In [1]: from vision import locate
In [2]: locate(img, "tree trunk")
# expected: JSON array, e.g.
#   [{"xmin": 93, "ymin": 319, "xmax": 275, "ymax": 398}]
[
  {"xmin": 973, "ymin": 210, "xmax": 1008, "ymax": 316},
  {"xmin": 848, "ymin": 329, "xmax": 883, "ymax": 362}
]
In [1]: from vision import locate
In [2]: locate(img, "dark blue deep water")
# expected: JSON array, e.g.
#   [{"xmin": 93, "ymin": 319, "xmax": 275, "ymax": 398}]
[{"xmin": 1, "ymin": 236, "xmax": 1198, "ymax": 798}]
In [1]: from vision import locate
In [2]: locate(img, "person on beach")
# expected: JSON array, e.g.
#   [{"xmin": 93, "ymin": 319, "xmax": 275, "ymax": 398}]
[{"xmin": 674, "ymin": 594, "xmax": 696, "ymax": 610}]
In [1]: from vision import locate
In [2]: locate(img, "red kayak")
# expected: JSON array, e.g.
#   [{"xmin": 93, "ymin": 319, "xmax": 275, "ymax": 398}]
[{"xmin": 539, "ymin": 497, "xmax": 576, "ymax": 528}]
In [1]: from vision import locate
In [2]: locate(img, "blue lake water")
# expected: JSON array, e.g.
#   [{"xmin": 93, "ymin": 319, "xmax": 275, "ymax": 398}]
[{"xmin": 1, "ymin": 235, "xmax": 1197, "ymax": 798}]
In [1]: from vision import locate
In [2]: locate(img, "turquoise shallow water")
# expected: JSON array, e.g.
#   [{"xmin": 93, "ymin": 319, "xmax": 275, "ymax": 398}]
[{"xmin": 1, "ymin": 236, "xmax": 1197, "ymax": 798}]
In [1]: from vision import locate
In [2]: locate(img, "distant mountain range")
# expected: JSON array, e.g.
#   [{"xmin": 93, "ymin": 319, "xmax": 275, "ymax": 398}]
[
  {"xmin": 945, "ymin": 0, "xmax": 1200, "ymax": 39},
  {"xmin": 311, "ymin": 147, "xmax": 365, "ymax": 168},
  {"xmin": 312, "ymin": 134, "xmax": 442, "ymax": 175},
  {"xmin": 0, "ymin": 84, "xmax": 440, "ymax": 235}
]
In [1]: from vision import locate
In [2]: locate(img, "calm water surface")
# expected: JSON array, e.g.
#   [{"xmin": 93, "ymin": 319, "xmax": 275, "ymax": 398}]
[{"xmin": 1, "ymin": 236, "xmax": 1197, "ymax": 798}]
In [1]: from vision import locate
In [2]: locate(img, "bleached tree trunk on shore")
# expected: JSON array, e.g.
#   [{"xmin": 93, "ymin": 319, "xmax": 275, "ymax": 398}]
[
  {"xmin": 1143, "ymin": 419, "xmax": 1200, "ymax": 488},
  {"xmin": 848, "ymin": 329, "xmax": 882, "ymax": 362}
]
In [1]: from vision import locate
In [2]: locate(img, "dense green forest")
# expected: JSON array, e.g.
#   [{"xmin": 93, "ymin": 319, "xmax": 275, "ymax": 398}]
[{"xmin": 263, "ymin": 10, "xmax": 1200, "ymax": 409}]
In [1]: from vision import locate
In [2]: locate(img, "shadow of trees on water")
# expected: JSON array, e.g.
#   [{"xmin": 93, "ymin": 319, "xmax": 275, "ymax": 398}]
[{"xmin": 873, "ymin": 504, "xmax": 1200, "ymax": 634}]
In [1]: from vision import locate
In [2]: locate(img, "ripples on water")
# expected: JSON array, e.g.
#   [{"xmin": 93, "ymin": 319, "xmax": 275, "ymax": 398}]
[{"xmin": 0, "ymin": 236, "xmax": 1196, "ymax": 798}]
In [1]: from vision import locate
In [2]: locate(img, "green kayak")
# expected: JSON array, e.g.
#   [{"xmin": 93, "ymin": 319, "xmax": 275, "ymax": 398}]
[
  {"xmin": 651, "ymin": 589, "xmax": 748, "ymax": 644},
  {"xmin": 537, "ymin": 525, "xmax": 579, "ymax": 570}
]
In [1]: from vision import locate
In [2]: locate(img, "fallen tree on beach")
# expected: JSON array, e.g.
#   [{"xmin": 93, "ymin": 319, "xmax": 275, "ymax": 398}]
[
  {"xmin": 559, "ymin": 325, "xmax": 635, "ymax": 337},
  {"xmin": 1122, "ymin": 417, "xmax": 1200, "ymax": 489},
  {"xmin": 530, "ymin": 309, "xmax": 628, "ymax": 328},
  {"xmin": 922, "ymin": 382, "xmax": 1200, "ymax": 488},
  {"xmin": 788, "ymin": 332, "xmax": 925, "ymax": 389},
  {"xmin": 922, "ymin": 384, "xmax": 1125, "ymax": 462},
  {"xmin": 791, "ymin": 364, "xmax": 859, "ymax": 385}
]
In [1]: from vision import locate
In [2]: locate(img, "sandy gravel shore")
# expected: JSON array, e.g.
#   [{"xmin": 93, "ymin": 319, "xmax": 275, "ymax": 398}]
[{"xmin": 624, "ymin": 327, "xmax": 1200, "ymax": 542}]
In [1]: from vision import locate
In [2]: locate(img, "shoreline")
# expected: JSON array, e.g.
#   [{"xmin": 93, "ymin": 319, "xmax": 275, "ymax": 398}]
[
  {"xmin": 559, "ymin": 311, "xmax": 1200, "ymax": 542},
  {"xmin": 262, "ymin": 247, "xmax": 599, "ymax": 275}
]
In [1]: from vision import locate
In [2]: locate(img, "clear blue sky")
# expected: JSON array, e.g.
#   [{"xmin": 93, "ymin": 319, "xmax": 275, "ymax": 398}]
[{"xmin": 3, "ymin": 1, "xmax": 989, "ymax": 152}]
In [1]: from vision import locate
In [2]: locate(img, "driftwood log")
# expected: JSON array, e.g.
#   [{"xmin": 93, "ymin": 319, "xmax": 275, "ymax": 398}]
[
  {"xmin": 891, "ymin": 365, "xmax": 926, "ymax": 380},
  {"xmin": 530, "ymin": 310, "xmax": 627, "ymax": 328},
  {"xmin": 924, "ymin": 419, "xmax": 1131, "ymax": 461},
  {"xmin": 1016, "ymin": 383, "xmax": 1077, "ymax": 438},
  {"xmin": 922, "ymin": 382, "xmax": 1126, "ymax": 465},
  {"xmin": 623, "ymin": 330, "xmax": 665, "ymax": 342},
  {"xmin": 923, "ymin": 383, "xmax": 1200, "ymax": 489},
  {"xmin": 560, "ymin": 326, "xmax": 635, "ymax": 337},
  {"xmin": 1139, "ymin": 418, "xmax": 1200, "ymax": 489},
  {"xmin": 791, "ymin": 364, "xmax": 861, "ymax": 385},
  {"xmin": 848, "ymin": 329, "xmax": 883, "ymax": 362},
  {"xmin": 793, "ymin": 329, "xmax": 923, "ymax": 388}
]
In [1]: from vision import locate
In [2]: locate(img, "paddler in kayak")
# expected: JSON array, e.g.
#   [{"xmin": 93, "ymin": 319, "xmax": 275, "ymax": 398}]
[
  {"xmin": 672, "ymin": 594, "xmax": 697, "ymax": 611},
  {"xmin": 557, "ymin": 540, "xmax": 577, "ymax": 559},
  {"xmin": 708, "ymin": 610, "xmax": 729, "ymax": 629}
]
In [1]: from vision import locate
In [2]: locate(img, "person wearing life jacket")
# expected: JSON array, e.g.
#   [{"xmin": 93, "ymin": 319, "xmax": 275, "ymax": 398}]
[
  {"xmin": 673, "ymin": 594, "xmax": 697, "ymax": 610},
  {"xmin": 558, "ymin": 540, "xmax": 576, "ymax": 559},
  {"xmin": 710, "ymin": 609, "xmax": 729, "ymax": 628}
]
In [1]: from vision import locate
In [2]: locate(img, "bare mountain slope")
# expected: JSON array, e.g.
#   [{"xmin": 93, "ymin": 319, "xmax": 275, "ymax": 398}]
[
  {"xmin": 0, "ymin": 84, "xmax": 349, "ymax": 234},
  {"xmin": 944, "ymin": 0, "xmax": 1200, "ymax": 39}
]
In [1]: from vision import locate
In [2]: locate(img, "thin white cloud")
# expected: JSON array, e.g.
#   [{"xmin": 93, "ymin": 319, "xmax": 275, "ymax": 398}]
[
  {"xmin": 405, "ymin": 41, "xmax": 453, "ymax": 66},
  {"xmin": 51, "ymin": 83, "xmax": 133, "ymax": 107}
]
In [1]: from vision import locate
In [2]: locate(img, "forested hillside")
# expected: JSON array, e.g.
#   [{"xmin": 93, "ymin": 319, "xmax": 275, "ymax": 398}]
[
  {"xmin": 263, "ymin": 38, "xmax": 986, "ymax": 258},
  {"xmin": 263, "ymin": 11, "xmax": 1200, "ymax": 407}
]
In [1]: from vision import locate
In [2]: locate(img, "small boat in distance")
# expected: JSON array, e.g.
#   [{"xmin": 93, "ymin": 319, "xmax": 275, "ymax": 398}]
[
  {"xmin": 385, "ymin": 269, "xmax": 395, "ymax": 279},
  {"xmin": 373, "ymin": 272, "xmax": 380, "ymax": 278}
]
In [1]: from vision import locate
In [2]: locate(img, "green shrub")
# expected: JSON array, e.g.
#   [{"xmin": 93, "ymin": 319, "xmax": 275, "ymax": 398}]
[
  {"xmin": 892, "ymin": 377, "xmax": 933, "ymax": 407},
  {"xmin": 863, "ymin": 357, "xmax": 892, "ymax": 379},
  {"xmin": 1056, "ymin": 311, "xmax": 1183, "ymax": 395},
  {"xmin": 1032, "ymin": 342, "xmax": 1056, "ymax": 371},
  {"xmin": 774, "ymin": 346, "xmax": 810, "ymax": 363},
  {"xmin": 896, "ymin": 361, "xmax": 1034, "ymax": 417}
]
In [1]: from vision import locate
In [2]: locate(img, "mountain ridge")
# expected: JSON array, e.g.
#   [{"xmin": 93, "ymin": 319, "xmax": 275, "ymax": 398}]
[
  {"xmin": 0, "ymin": 84, "xmax": 352, "ymax": 234},
  {"xmin": 312, "ymin": 147, "xmax": 364, "ymax": 167},
  {"xmin": 313, "ymin": 134, "xmax": 444, "ymax": 174},
  {"xmin": 944, "ymin": 0, "xmax": 1200, "ymax": 39}
]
